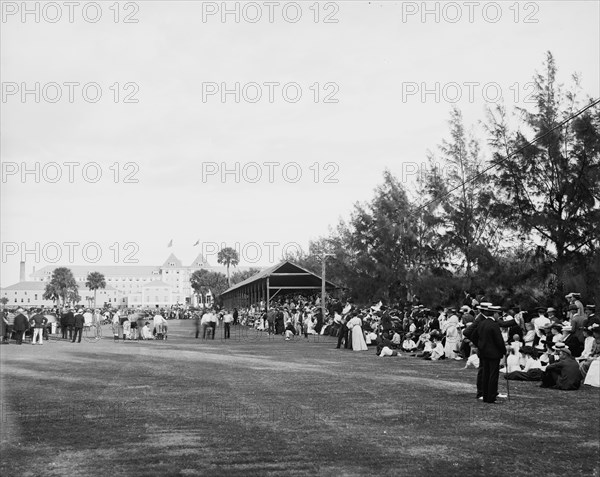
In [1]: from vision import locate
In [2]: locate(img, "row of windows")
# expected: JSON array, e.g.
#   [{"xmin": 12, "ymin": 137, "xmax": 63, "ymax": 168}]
[{"xmin": 12, "ymin": 297, "xmax": 117, "ymax": 304}]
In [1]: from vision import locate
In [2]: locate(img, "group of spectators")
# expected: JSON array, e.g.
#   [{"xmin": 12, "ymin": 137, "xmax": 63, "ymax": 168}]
[
  {"xmin": 1, "ymin": 306, "xmax": 94, "ymax": 344},
  {"xmin": 109, "ymin": 308, "xmax": 169, "ymax": 341},
  {"xmin": 3, "ymin": 293, "xmax": 598, "ymax": 393},
  {"xmin": 225, "ymin": 291, "xmax": 599, "ymax": 392}
]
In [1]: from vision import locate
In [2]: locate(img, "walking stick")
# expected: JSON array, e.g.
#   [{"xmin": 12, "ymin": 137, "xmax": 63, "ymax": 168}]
[{"xmin": 505, "ymin": 353, "xmax": 511, "ymax": 401}]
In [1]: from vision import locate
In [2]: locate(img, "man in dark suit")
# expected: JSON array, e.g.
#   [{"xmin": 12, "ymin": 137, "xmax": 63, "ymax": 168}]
[
  {"xmin": 540, "ymin": 342, "xmax": 582, "ymax": 390},
  {"xmin": 13, "ymin": 308, "xmax": 29, "ymax": 345},
  {"xmin": 475, "ymin": 305, "xmax": 507, "ymax": 403},
  {"xmin": 66, "ymin": 308, "xmax": 76, "ymax": 340},
  {"xmin": 462, "ymin": 305, "xmax": 488, "ymax": 399},
  {"xmin": 72, "ymin": 309, "xmax": 85, "ymax": 343},
  {"xmin": 60, "ymin": 308, "xmax": 70, "ymax": 339},
  {"xmin": 560, "ymin": 325, "xmax": 583, "ymax": 357}
]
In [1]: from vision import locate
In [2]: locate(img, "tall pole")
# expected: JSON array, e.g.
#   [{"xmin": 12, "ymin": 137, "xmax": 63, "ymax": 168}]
[
  {"xmin": 321, "ymin": 258, "xmax": 326, "ymax": 325},
  {"xmin": 321, "ymin": 252, "xmax": 334, "ymax": 325}
]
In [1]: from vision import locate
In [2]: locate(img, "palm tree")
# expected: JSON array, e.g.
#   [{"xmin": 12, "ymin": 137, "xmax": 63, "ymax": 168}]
[
  {"xmin": 43, "ymin": 267, "xmax": 78, "ymax": 308},
  {"xmin": 217, "ymin": 247, "xmax": 240, "ymax": 287},
  {"xmin": 85, "ymin": 272, "xmax": 106, "ymax": 308}
]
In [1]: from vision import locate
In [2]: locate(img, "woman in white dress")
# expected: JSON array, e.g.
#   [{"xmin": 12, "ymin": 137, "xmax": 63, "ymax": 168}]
[
  {"xmin": 442, "ymin": 312, "xmax": 460, "ymax": 359},
  {"xmin": 347, "ymin": 315, "xmax": 368, "ymax": 351}
]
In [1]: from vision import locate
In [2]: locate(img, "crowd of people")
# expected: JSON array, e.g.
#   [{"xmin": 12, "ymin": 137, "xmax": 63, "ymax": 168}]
[
  {"xmin": 0, "ymin": 306, "xmax": 173, "ymax": 344},
  {"xmin": 227, "ymin": 291, "xmax": 600, "ymax": 398},
  {"xmin": 3, "ymin": 291, "xmax": 598, "ymax": 397}
]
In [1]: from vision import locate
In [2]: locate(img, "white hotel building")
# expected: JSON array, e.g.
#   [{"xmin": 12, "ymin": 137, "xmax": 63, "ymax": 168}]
[{"xmin": 1, "ymin": 253, "xmax": 247, "ymax": 309}]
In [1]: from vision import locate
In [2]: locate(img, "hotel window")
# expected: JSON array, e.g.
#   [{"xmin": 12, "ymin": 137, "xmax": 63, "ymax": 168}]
[{"xmin": 35, "ymin": 294, "xmax": 37, "ymax": 300}]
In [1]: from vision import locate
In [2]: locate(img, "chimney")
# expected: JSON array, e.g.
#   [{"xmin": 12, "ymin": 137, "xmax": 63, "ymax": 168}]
[{"xmin": 19, "ymin": 261, "xmax": 25, "ymax": 282}]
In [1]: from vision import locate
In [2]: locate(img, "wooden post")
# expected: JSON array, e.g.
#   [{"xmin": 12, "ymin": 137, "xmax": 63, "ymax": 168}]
[
  {"xmin": 266, "ymin": 277, "xmax": 270, "ymax": 312},
  {"xmin": 321, "ymin": 257, "xmax": 326, "ymax": 326}
]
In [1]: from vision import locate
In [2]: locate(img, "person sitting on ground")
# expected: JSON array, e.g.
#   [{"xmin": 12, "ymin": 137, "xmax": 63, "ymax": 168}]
[
  {"xmin": 391, "ymin": 330, "xmax": 402, "ymax": 347},
  {"xmin": 415, "ymin": 331, "xmax": 431, "ymax": 352},
  {"xmin": 501, "ymin": 344, "xmax": 521, "ymax": 374},
  {"xmin": 579, "ymin": 324, "xmax": 600, "ymax": 379},
  {"xmin": 561, "ymin": 324, "xmax": 583, "ymax": 358},
  {"xmin": 579, "ymin": 327, "xmax": 596, "ymax": 361},
  {"xmin": 548, "ymin": 323, "xmax": 564, "ymax": 347},
  {"xmin": 284, "ymin": 320, "xmax": 296, "ymax": 341},
  {"xmin": 424, "ymin": 333, "xmax": 445, "ymax": 361},
  {"xmin": 504, "ymin": 346, "xmax": 544, "ymax": 381},
  {"xmin": 402, "ymin": 333, "xmax": 417, "ymax": 352},
  {"xmin": 523, "ymin": 321, "xmax": 536, "ymax": 347},
  {"xmin": 141, "ymin": 322, "xmax": 154, "ymax": 340},
  {"xmin": 540, "ymin": 342, "xmax": 582, "ymax": 390},
  {"xmin": 379, "ymin": 346, "xmax": 401, "ymax": 357},
  {"xmin": 539, "ymin": 341, "xmax": 559, "ymax": 367}
]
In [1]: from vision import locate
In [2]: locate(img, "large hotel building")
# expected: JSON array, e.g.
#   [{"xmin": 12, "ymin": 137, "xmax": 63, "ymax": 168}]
[{"xmin": 1, "ymin": 253, "xmax": 250, "ymax": 308}]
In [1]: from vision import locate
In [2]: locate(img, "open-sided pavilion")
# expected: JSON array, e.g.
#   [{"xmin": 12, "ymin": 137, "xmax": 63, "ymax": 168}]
[{"xmin": 220, "ymin": 261, "xmax": 338, "ymax": 310}]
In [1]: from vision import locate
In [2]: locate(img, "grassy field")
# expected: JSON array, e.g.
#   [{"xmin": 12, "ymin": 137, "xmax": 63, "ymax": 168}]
[{"xmin": 1, "ymin": 321, "xmax": 599, "ymax": 477}]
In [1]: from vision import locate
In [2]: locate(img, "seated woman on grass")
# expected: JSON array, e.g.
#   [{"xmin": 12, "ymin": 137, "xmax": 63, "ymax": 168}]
[
  {"xmin": 415, "ymin": 331, "xmax": 431, "ymax": 352},
  {"xmin": 425, "ymin": 334, "xmax": 445, "ymax": 360},
  {"xmin": 416, "ymin": 332, "xmax": 444, "ymax": 360},
  {"xmin": 402, "ymin": 333, "xmax": 417, "ymax": 352},
  {"xmin": 504, "ymin": 346, "xmax": 544, "ymax": 381},
  {"xmin": 141, "ymin": 322, "xmax": 154, "ymax": 340},
  {"xmin": 501, "ymin": 344, "xmax": 521, "ymax": 374}
]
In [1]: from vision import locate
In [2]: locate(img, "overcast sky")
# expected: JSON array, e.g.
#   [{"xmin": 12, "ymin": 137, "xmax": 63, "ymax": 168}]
[{"xmin": 1, "ymin": 0, "xmax": 599, "ymax": 287}]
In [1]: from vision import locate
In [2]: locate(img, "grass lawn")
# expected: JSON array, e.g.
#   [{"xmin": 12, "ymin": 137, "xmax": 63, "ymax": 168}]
[{"xmin": 1, "ymin": 321, "xmax": 599, "ymax": 477}]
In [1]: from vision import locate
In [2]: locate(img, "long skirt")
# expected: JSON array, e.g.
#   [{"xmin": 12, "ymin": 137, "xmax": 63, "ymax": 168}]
[{"xmin": 351, "ymin": 326, "xmax": 368, "ymax": 351}]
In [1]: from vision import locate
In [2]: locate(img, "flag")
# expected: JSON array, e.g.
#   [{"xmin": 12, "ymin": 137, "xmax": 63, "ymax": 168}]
[
  {"xmin": 167, "ymin": 239, "xmax": 173, "ymax": 247},
  {"xmin": 193, "ymin": 239, "xmax": 200, "ymax": 246}
]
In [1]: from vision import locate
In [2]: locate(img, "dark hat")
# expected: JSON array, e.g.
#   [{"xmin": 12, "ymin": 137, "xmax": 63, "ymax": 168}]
[
  {"xmin": 585, "ymin": 305, "xmax": 596, "ymax": 310},
  {"xmin": 519, "ymin": 346, "xmax": 534, "ymax": 356}
]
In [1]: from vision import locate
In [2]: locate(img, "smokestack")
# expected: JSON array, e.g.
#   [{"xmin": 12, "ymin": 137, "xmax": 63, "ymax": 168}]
[{"xmin": 19, "ymin": 261, "xmax": 25, "ymax": 282}]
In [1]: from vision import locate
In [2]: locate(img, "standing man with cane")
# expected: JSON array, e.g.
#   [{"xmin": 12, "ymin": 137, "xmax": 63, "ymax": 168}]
[{"xmin": 474, "ymin": 304, "xmax": 507, "ymax": 404}]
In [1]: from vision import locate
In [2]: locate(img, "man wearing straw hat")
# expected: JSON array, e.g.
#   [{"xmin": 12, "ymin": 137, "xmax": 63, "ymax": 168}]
[
  {"xmin": 473, "ymin": 304, "xmax": 506, "ymax": 404},
  {"xmin": 540, "ymin": 342, "xmax": 582, "ymax": 390}
]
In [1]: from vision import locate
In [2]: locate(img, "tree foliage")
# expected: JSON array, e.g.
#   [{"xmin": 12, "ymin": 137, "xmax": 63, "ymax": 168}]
[
  {"xmin": 217, "ymin": 247, "xmax": 240, "ymax": 286},
  {"xmin": 190, "ymin": 269, "xmax": 229, "ymax": 304},
  {"xmin": 43, "ymin": 267, "xmax": 78, "ymax": 307},
  {"xmin": 292, "ymin": 53, "xmax": 599, "ymax": 308},
  {"xmin": 85, "ymin": 271, "xmax": 106, "ymax": 308}
]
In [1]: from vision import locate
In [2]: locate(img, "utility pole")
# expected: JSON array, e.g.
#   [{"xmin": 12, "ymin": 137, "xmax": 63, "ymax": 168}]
[{"xmin": 321, "ymin": 252, "xmax": 334, "ymax": 326}]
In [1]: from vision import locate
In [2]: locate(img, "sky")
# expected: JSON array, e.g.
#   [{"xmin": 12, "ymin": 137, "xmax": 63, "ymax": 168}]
[{"xmin": 1, "ymin": 0, "xmax": 599, "ymax": 287}]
